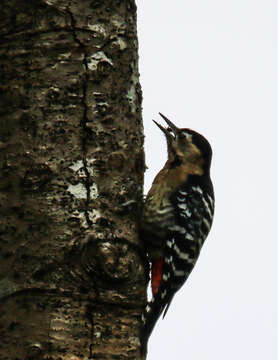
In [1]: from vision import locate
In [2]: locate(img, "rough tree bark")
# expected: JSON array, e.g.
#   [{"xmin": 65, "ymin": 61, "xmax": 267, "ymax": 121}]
[{"xmin": 0, "ymin": 0, "xmax": 146, "ymax": 359}]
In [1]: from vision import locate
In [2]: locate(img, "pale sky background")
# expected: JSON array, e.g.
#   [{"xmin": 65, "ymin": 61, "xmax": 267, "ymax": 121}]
[{"xmin": 137, "ymin": 1, "xmax": 278, "ymax": 359}]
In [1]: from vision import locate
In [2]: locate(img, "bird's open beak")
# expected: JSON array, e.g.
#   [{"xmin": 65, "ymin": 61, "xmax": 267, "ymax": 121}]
[{"xmin": 153, "ymin": 113, "xmax": 179, "ymax": 140}]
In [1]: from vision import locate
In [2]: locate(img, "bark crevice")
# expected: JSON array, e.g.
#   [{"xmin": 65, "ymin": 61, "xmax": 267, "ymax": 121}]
[{"xmin": 67, "ymin": 3, "xmax": 92, "ymax": 227}]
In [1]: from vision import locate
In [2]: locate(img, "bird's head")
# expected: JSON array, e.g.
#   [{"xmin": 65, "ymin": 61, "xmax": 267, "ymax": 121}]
[{"xmin": 153, "ymin": 113, "xmax": 212, "ymax": 174}]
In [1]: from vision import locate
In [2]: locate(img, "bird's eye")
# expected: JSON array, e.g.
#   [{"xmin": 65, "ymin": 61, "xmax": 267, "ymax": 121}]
[{"xmin": 179, "ymin": 131, "xmax": 187, "ymax": 139}]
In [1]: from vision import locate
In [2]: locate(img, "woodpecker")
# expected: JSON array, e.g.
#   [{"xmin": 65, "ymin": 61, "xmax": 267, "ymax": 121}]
[{"xmin": 140, "ymin": 113, "xmax": 214, "ymax": 353}]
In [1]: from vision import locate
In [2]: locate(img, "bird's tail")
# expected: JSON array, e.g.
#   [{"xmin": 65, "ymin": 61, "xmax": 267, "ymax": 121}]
[{"xmin": 140, "ymin": 287, "xmax": 173, "ymax": 357}]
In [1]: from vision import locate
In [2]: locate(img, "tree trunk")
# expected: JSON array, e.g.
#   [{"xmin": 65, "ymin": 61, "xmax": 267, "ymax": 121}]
[{"xmin": 0, "ymin": 0, "xmax": 146, "ymax": 359}]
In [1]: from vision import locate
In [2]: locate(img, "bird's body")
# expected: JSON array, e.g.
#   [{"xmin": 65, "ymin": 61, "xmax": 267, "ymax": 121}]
[{"xmin": 140, "ymin": 113, "xmax": 214, "ymax": 354}]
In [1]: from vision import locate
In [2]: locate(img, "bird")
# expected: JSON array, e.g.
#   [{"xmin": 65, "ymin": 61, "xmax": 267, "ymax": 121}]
[{"xmin": 140, "ymin": 113, "xmax": 214, "ymax": 355}]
